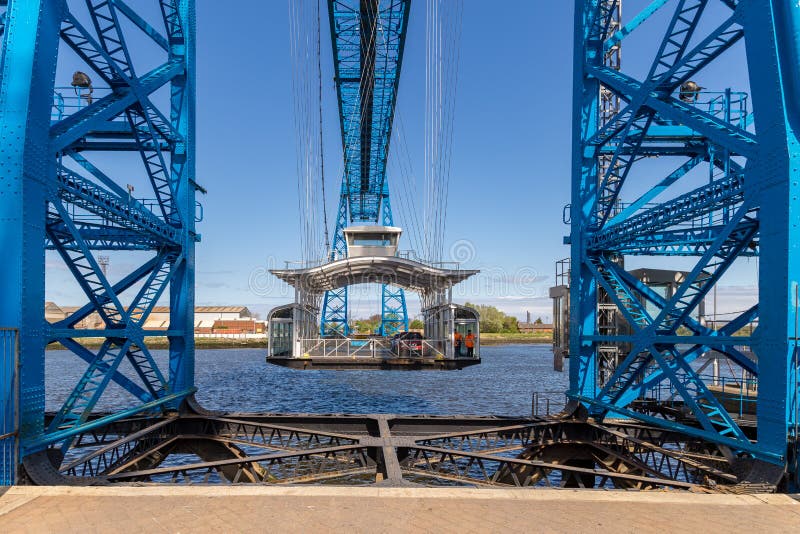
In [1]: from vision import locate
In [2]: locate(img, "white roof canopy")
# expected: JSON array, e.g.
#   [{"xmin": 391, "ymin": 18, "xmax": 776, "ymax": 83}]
[{"xmin": 271, "ymin": 256, "xmax": 478, "ymax": 294}]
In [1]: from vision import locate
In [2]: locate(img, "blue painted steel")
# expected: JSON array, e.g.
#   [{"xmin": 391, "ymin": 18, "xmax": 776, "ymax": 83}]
[
  {"xmin": 573, "ymin": 0, "xmax": 800, "ymax": 480},
  {"xmin": 327, "ymin": 0, "xmax": 410, "ymax": 222},
  {"xmin": 0, "ymin": 0, "xmax": 64, "ymax": 479},
  {"xmin": 321, "ymin": 0, "xmax": 411, "ymax": 337},
  {"xmin": 321, "ymin": 182, "xmax": 350, "ymax": 336},
  {"xmin": 604, "ymin": 0, "xmax": 669, "ymax": 52},
  {"xmin": 0, "ymin": 0, "xmax": 196, "ymax": 478},
  {"xmin": 25, "ymin": 388, "xmax": 195, "ymax": 451},
  {"xmin": 379, "ymin": 183, "xmax": 408, "ymax": 336}
]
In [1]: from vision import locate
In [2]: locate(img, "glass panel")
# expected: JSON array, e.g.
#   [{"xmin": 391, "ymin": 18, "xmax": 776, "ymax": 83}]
[
  {"xmin": 270, "ymin": 320, "xmax": 293, "ymax": 356},
  {"xmin": 454, "ymin": 321, "xmax": 478, "ymax": 359},
  {"xmin": 352, "ymin": 238, "xmax": 391, "ymax": 246}
]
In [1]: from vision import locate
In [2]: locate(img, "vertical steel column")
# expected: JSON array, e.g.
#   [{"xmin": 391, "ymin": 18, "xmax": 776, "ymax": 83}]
[
  {"xmin": 0, "ymin": 1, "xmax": 64, "ymax": 470},
  {"xmin": 744, "ymin": 0, "xmax": 800, "ymax": 466},
  {"xmin": 168, "ymin": 0, "xmax": 197, "ymax": 398},
  {"xmin": 570, "ymin": 0, "xmax": 601, "ymax": 399}
]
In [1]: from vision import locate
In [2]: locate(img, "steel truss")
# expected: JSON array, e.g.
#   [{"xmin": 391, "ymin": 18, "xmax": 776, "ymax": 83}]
[
  {"xmin": 572, "ymin": 0, "xmax": 800, "ymax": 485},
  {"xmin": 0, "ymin": 0, "xmax": 197, "ymax": 482},
  {"xmin": 321, "ymin": 0, "xmax": 411, "ymax": 337},
  {"xmin": 19, "ymin": 405, "xmax": 776, "ymax": 491}
]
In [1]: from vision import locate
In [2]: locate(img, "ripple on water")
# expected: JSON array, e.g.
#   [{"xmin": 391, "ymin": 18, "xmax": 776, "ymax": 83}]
[{"xmin": 45, "ymin": 344, "xmax": 568, "ymax": 416}]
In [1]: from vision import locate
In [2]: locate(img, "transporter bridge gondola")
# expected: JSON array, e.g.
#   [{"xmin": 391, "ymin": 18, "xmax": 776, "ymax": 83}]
[{"xmin": 267, "ymin": 226, "xmax": 481, "ymax": 370}]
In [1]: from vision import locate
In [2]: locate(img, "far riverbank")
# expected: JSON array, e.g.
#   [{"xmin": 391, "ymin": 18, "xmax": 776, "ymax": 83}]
[
  {"xmin": 478, "ymin": 332, "xmax": 552, "ymax": 345},
  {"xmin": 47, "ymin": 337, "xmax": 268, "ymax": 350},
  {"xmin": 48, "ymin": 332, "xmax": 552, "ymax": 350}
]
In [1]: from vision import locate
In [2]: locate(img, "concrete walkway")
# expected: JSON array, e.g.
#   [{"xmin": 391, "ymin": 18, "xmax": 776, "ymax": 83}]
[{"xmin": 1, "ymin": 486, "xmax": 799, "ymax": 533}]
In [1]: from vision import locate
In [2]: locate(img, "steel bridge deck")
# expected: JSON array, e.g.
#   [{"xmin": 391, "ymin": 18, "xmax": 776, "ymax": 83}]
[{"xmin": 19, "ymin": 401, "xmax": 785, "ymax": 492}]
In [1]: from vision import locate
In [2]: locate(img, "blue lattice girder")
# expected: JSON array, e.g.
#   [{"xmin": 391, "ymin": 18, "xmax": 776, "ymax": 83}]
[
  {"xmin": 590, "ymin": 172, "xmax": 745, "ymax": 251},
  {"xmin": 603, "ymin": 261, "xmax": 757, "ymax": 373},
  {"xmin": 605, "ymin": 155, "xmax": 704, "ymax": 227},
  {"xmin": 58, "ymin": 337, "xmax": 153, "ymax": 402},
  {"xmin": 0, "ymin": 0, "xmax": 197, "ymax": 471},
  {"xmin": 586, "ymin": 204, "xmax": 757, "ymax": 408},
  {"xmin": 55, "ymin": 165, "xmax": 179, "ymax": 245},
  {"xmin": 593, "ymin": 0, "xmax": 711, "ymax": 226},
  {"xmin": 652, "ymin": 207, "xmax": 757, "ymax": 332},
  {"xmin": 588, "ymin": 10, "xmax": 744, "ymax": 148},
  {"xmin": 571, "ymin": 0, "xmax": 800, "ymax": 469},
  {"xmin": 50, "ymin": 60, "xmax": 183, "ymax": 151},
  {"xmin": 608, "ymin": 226, "xmax": 754, "ymax": 256},
  {"xmin": 614, "ymin": 307, "xmax": 758, "ymax": 410},
  {"xmin": 321, "ymin": 286, "xmax": 349, "ymax": 336},
  {"xmin": 590, "ymin": 264, "xmax": 757, "ymax": 411},
  {"xmin": 47, "ymin": 200, "xmax": 128, "ymax": 326},
  {"xmin": 380, "ymin": 284, "xmax": 408, "ymax": 337},
  {"xmin": 115, "ymin": 0, "xmax": 170, "ymax": 51},
  {"xmin": 47, "ymin": 339, "xmax": 134, "ymax": 434},
  {"xmin": 591, "ymin": 65, "xmax": 756, "ymax": 157},
  {"xmin": 321, "ymin": 0, "xmax": 410, "ymax": 336},
  {"xmin": 380, "ymin": 184, "xmax": 408, "ymax": 334},
  {"xmin": 321, "ymin": 183, "xmax": 350, "ymax": 336},
  {"xmin": 328, "ymin": 0, "xmax": 411, "ymax": 222},
  {"xmin": 127, "ymin": 251, "xmax": 179, "ymax": 325}
]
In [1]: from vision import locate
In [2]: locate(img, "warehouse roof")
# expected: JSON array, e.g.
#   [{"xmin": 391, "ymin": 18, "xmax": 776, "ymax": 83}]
[{"xmin": 150, "ymin": 306, "xmax": 251, "ymax": 314}]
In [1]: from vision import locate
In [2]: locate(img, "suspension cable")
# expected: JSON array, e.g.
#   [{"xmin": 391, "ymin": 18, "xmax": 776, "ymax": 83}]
[{"xmin": 318, "ymin": 0, "xmax": 330, "ymax": 252}]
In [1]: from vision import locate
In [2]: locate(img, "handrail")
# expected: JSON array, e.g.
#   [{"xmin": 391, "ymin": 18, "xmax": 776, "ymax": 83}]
[
  {"xmin": 51, "ymin": 86, "xmax": 116, "ymax": 122},
  {"xmin": 640, "ymin": 371, "xmax": 758, "ymax": 420},
  {"xmin": 281, "ymin": 251, "xmax": 464, "ymax": 272},
  {"xmin": 531, "ymin": 391, "xmax": 568, "ymax": 417},
  {"xmin": 296, "ymin": 337, "xmax": 472, "ymax": 360},
  {"xmin": 0, "ymin": 328, "xmax": 19, "ymax": 485}
]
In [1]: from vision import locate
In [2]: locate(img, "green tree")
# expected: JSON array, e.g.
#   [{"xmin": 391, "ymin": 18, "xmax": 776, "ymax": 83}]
[
  {"xmin": 482, "ymin": 318, "xmax": 502, "ymax": 333},
  {"xmin": 409, "ymin": 319, "xmax": 424, "ymax": 330},
  {"xmin": 351, "ymin": 314, "xmax": 381, "ymax": 334},
  {"xmin": 502, "ymin": 316, "xmax": 519, "ymax": 333},
  {"xmin": 464, "ymin": 302, "xmax": 520, "ymax": 333}
]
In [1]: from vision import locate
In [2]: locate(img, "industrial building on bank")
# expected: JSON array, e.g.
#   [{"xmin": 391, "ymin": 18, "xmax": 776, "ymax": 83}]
[{"xmin": 45, "ymin": 303, "xmax": 266, "ymax": 335}]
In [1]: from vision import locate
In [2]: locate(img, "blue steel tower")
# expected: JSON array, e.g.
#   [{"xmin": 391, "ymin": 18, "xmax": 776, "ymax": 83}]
[
  {"xmin": 321, "ymin": 0, "xmax": 411, "ymax": 337},
  {"xmin": 573, "ymin": 0, "xmax": 800, "ymax": 482},
  {"xmin": 0, "ymin": 0, "xmax": 196, "ymax": 482}
]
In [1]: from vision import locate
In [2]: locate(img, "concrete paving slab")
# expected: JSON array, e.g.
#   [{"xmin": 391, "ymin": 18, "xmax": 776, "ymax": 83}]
[{"xmin": 0, "ymin": 486, "xmax": 798, "ymax": 533}]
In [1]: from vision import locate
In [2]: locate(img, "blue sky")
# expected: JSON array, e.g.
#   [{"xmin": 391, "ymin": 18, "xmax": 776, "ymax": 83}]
[
  {"xmin": 46, "ymin": 0, "xmax": 756, "ymax": 322},
  {"xmin": 193, "ymin": 0, "xmax": 576, "ymax": 321}
]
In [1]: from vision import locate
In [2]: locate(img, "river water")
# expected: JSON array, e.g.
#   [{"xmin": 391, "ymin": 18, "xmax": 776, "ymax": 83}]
[{"xmin": 45, "ymin": 344, "xmax": 568, "ymax": 416}]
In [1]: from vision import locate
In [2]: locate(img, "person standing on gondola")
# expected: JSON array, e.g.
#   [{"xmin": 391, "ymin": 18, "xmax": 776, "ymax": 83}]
[{"xmin": 465, "ymin": 330, "xmax": 475, "ymax": 358}]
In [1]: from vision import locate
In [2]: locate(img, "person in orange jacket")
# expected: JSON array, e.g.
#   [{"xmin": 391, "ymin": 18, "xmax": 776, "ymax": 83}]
[
  {"xmin": 454, "ymin": 330, "xmax": 463, "ymax": 357},
  {"xmin": 465, "ymin": 330, "xmax": 475, "ymax": 358}
]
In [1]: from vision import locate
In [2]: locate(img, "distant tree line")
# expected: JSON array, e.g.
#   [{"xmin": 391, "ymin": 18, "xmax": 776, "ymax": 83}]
[
  {"xmin": 350, "ymin": 314, "xmax": 382, "ymax": 334},
  {"xmin": 464, "ymin": 302, "xmax": 519, "ymax": 333},
  {"xmin": 348, "ymin": 306, "xmax": 520, "ymax": 335},
  {"xmin": 348, "ymin": 315, "xmax": 424, "ymax": 334}
]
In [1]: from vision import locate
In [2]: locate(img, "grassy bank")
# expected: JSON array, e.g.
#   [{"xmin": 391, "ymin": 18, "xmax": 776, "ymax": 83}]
[
  {"xmin": 479, "ymin": 332, "xmax": 552, "ymax": 345},
  {"xmin": 48, "ymin": 337, "xmax": 267, "ymax": 350}
]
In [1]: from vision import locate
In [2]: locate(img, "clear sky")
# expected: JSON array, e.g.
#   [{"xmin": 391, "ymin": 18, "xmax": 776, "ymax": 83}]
[
  {"xmin": 46, "ymin": 0, "xmax": 755, "ymax": 323},
  {"xmin": 191, "ymin": 0, "xmax": 578, "ymax": 322}
]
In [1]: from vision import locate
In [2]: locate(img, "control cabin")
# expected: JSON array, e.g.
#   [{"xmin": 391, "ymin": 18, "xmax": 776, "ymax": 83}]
[{"xmin": 343, "ymin": 226, "xmax": 401, "ymax": 258}]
